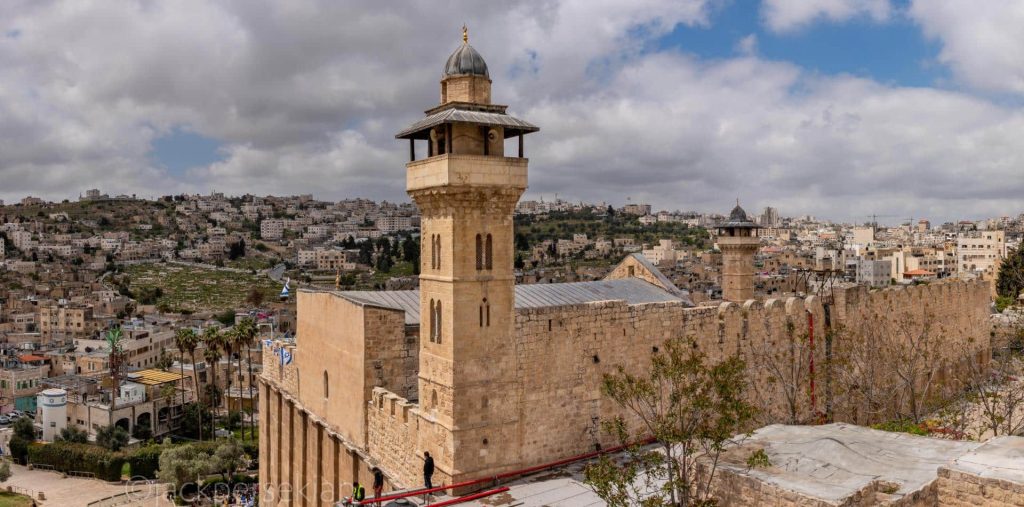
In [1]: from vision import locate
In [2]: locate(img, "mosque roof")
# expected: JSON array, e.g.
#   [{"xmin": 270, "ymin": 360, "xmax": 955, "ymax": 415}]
[{"xmin": 333, "ymin": 278, "xmax": 689, "ymax": 326}]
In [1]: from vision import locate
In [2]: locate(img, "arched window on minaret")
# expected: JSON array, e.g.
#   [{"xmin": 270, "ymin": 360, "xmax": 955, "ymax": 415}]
[
  {"xmin": 435, "ymin": 301, "xmax": 443, "ymax": 343},
  {"xmin": 485, "ymin": 298, "xmax": 490, "ymax": 327},
  {"xmin": 485, "ymin": 234, "xmax": 493, "ymax": 270},
  {"xmin": 475, "ymin": 234, "xmax": 483, "ymax": 270},
  {"xmin": 435, "ymin": 235, "xmax": 441, "ymax": 270},
  {"xmin": 429, "ymin": 299, "xmax": 436, "ymax": 342},
  {"xmin": 430, "ymin": 234, "xmax": 436, "ymax": 269},
  {"xmin": 323, "ymin": 371, "xmax": 329, "ymax": 399}
]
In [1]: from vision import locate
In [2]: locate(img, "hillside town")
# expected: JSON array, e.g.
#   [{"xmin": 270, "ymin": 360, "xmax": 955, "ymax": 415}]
[{"xmin": 0, "ymin": 191, "xmax": 1022, "ymax": 433}]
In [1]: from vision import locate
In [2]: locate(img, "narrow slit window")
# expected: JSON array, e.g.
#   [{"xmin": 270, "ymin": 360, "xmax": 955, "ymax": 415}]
[
  {"xmin": 476, "ymin": 234, "xmax": 483, "ymax": 270},
  {"xmin": 429, "ymin": 299, "xmax": 436, "ymax": 342},
  {"xmin": 485, "ymin": 234, "xmax": 493, "ymax": 270},
  {"xmin": 436, "ymin": 301, "xmax": 443, "ymax": 343}
]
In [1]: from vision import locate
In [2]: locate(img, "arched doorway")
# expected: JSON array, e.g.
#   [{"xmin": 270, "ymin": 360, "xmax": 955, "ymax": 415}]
[
  {"xmin": 115, "ymin": 417, "xmax": 130, "ymax": 432},
  {"xmin": 136, "ymin": 412, "xmax": 151, "ymax": 431}
]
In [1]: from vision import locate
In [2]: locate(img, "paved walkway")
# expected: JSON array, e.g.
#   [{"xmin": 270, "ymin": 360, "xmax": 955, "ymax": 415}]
[{"xmin": 5, "ymin": 465, "xmax": 163, "ymax": 506}]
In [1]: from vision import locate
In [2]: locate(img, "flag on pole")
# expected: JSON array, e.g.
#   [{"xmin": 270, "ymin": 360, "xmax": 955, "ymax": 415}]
[
  {"xmin": 280, "ymin": 278, "xmax": 291, "ymax": 299},
  {"xmin": 278, "ymin": 347, "xmax": 292, "ymax": 365}
]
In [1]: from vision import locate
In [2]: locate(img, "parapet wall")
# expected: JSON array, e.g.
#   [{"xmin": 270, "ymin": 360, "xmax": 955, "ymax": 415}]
[
  {"xmin": 262, "ymin": 340, "xmax": 299, "ymax": 395},
  {"xmin": 362, "ymin": 278, "xmax": 992, "ymax": 490},
  {"xmin": 366, "ymin": 388, "xmax": 453, "ymax": 489}
]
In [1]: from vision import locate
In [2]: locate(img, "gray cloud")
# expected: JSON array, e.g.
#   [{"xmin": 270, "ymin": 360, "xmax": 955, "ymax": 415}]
[{"xmin": 0, "ymin": 0, "xmax": 1021, "ymax": 223}]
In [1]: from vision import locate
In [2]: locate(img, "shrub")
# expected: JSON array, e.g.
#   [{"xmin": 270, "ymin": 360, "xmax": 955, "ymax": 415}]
[
  {"xmin": 127, "ymin": 445, "xmax": 164, "ymax": 479},
  {"xmin": 871, "ymin": 419, "xmax": 929, "ymax": 436},
  {"xmin": 27, "ymin": 442, "xmax": 127, "ymax": 481},
  {"xmin": 8, "ymin": 437, "xmax": 28, "ymax": 465}
]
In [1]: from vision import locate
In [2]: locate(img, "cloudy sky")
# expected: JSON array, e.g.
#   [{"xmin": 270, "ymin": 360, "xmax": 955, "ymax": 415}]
[{"xmin": 2, "ymin": 0, "xmax": 1023, "ymax": 224}]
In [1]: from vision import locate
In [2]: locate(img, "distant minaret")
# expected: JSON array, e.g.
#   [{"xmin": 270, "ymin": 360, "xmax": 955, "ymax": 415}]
[{"xmin": 718, "ymin": 200, "xmax": 760, "ymax": 302}]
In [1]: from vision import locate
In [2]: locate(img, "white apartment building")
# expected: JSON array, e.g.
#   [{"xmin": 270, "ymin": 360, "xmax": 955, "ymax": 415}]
[
  {"xmin": 622, "ymin": 203, "xmax": 652, "ymax": 215},
  {"xmin": 261, "ymin": 219, "xmax": 285, "ymax": 240},
  {"xmin": 856, "ymin": 259, "xmax": 892, "ymax": 287},
  {"xmin": 957, "ymin": 230, "xmax": 1006, "ymax": 275},
  {"xmin": 642, "ymin": 239, "xmax": 678, "ymax": 265},
  {"xmin": 377, "ymin": 216, "xmax": 413, "ymax": 233}
]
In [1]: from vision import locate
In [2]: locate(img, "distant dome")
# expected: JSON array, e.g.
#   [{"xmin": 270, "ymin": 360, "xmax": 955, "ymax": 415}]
[
  {"xmin": 444, "ymin": 42, "xmax": 489, "ymax": 78},
  {"xmin": 729, "ymin": 205, "xmax": 749, "ymax": 222}
]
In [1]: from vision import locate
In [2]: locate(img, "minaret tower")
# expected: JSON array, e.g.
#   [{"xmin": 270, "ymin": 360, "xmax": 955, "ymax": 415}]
[
  {"xmin": 718, "ymin": 201, "xmax": 760, "ymax": 302},
  {"xmin": 396, "ymin": 28, "xmax": 538, "ymax": 480}
]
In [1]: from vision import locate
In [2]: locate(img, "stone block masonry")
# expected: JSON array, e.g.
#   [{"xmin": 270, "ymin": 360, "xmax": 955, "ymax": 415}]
[{"xmin": 318, "ymin": 279, "xmax": 990, "ymax": 490}]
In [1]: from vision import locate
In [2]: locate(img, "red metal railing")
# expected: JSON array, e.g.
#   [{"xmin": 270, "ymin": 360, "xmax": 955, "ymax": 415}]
[
  {"xmin": 426, "ymin": 487, "xmax": 509, "ymax": 507},
  {"xmin": 355, "ymin": 437, "xmax": 655, "ymax": 506}
]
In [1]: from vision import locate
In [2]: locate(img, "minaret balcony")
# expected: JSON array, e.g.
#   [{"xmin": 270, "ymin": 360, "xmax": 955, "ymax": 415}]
[{"xmin": 406, "ymin": 153, "xmax": 527, "ymax": 192}]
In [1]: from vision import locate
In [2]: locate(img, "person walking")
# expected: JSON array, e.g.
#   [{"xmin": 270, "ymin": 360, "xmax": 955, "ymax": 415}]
[
  {"xmin": 423, "ymin": 452, "xmax": 435, "ymax": 490},
  {"xmin": 372, "ymin": 467, "xmax": 385, "ymax": 506}
]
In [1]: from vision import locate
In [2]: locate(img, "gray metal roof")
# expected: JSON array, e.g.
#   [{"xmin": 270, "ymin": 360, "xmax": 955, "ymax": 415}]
[
  {"xmin": 515, "ymin": 279, "xmax": 684, "ymax": 309},
  {"xmin": 335, "ymin": 290, "xmax": 421, "ymax": 325},
  {"xmin": 395, "ymin": 108, "xmax": 539, "ymax": 139},
  {"xmin": 332, "ymin": 278, "xmax": 685, "ymax": 326},
  {"xmin": 628, "ymin": 253, "xmax": 694, "ymax": 304}
]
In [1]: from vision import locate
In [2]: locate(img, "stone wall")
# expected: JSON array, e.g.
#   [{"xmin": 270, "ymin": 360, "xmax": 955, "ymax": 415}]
[
  {"xmin": 702, "ymin": 462, "xmax": 938, "ymax": 507},
  {"xmin": 263, "ymin": 278, "xmax": 993, "ymax": 500},
  {"xmin": 365, "ymin": 387, "xmax": 454, "ymax": 489},
  {"xmin": 936, "ymin": 467, "xmax": 1024, "ymax": 506}
]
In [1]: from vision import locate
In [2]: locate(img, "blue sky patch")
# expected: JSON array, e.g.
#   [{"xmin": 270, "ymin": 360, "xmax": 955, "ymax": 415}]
[{"xmin": 149, "ymin": 127, "xmax": 226, "ymax": 175}]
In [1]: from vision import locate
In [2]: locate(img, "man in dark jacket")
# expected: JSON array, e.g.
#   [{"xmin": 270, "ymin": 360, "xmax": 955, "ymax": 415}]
[
  {"xmin": 423, "ymin": 452, "xmax": 435, "ymax": 489},
  {"xmin": 372, "ymin": 467, "xmax": 385, "ymax": 506}
]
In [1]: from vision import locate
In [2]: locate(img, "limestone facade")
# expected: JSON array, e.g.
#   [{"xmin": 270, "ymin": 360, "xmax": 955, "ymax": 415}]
[{"xmin": 259, "ymin": 278, "xmax": 992, "ymax": 505}]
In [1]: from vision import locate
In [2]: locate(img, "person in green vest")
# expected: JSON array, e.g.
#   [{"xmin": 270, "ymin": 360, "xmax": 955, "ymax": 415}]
[{"xmin": 351, "ymin": 481, "xmax": 366, "ymax": 504}]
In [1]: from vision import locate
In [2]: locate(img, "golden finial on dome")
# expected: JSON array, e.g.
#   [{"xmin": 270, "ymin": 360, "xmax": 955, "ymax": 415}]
[{"xmin": 462, "ymin": 24, "xmax": 468, "ymax": 44}]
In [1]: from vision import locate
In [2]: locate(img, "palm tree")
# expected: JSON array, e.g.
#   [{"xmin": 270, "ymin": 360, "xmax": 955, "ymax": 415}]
[
  {"xmin": 229, "ymin": 324, "xmax": 249, "ymax": 421},
  {"xmin": 202, "ymin": 332, "xmax": 223, "ymax": 409},
  {"xmin": 173, "ymin": 328, "xmax": 198, "ymax": 434},
  {"xmin": 220, "ymin": 327, "xmax": 237, "ymax": 408},
  {"xmin": 234, "ymin": 317, "xmax": 258, "ymax": 437}
]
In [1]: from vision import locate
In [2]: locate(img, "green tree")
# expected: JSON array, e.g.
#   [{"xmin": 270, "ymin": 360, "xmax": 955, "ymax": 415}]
[
  {"xmin": 515, "ymin": 233, "xmax": 530, "ymax": 252},
  {"xmin": 12, "ymin": 417, "xmax": 34, "ymax": 441},
  {"xmin": 95, "ymin": 425, "xmax": 130, "ymax": 451},
  {"xmin": 9, "ymin": 417, "xmax": 35, "ymax": 464},
  {"xmin": 155, "ymin": 347, "xmax": 175, "ymax": 370},
  {"xmin": 58, "ymin": 426, "xmax": 89, "ymax": 444},
  {"xmin": 997, "ymin": 246, "xmax": 1024, "ymax": 301},
  {"xmin": 0, "ymin": 460, "xmax": 11, "ymax": 483},
  {"xmin": 228, "ymin": 239, "xmax": 246, "ymax": 260},
  {"xmin": 133, "ymin": 423, "xmax": 153, "ymax": 442},
  {"xmin": 375, "ymin": 254, "xmax": 393, "ymax": 273},
  {"xmin": 174, "ymin": 327, "xmax": 199, "ymax": 436},
  {"xmin": 210, "ymin": 439, "xmax": 246, "ymax": 484},
  {"xmin": 584, "ymin": 337, "xmax": 755, "ymax": 507},
  {"xmin": 214, "ymin": 309, "xmax": 236, "ymax": 327},
  {"xmin": 225, "ymin": 411, "xmax": 243, "ymax": 431},
  {"xmin": 401, "ymin": 235, "xmax": 419, "ymax": 262},
  {"xmin": 180, "ymin": 403, "xmax": 213, "ymax": 440},
  {"xmin": 358, "ymin": 241, "xmax": 373, "ymax": 265},
  {"xmin": 157, "ymin": 444, "xmax": 210, "ymax": 500}
]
